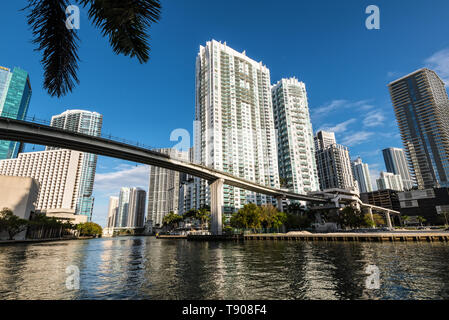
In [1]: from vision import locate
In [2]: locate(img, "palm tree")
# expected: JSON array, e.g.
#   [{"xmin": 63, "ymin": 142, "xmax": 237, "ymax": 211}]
[{"xmin": 23, "ymin": 0, "xmax": 162, "ymax": 97}]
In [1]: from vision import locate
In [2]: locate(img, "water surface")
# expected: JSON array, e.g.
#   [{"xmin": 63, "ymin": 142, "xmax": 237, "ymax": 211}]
[{"xmin": 0, "ymin": 236, "xmax": 448, "ymax": 300}]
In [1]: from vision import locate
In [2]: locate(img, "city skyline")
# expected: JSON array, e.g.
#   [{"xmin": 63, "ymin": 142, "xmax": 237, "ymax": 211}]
[{"xmin": 1, "ymin": 1, "xmax": 449, "ymax": 226}]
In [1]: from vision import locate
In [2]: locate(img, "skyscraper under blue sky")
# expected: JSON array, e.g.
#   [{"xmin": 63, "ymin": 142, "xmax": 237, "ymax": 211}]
[
  {"xmin": 0, "ymin": 66, "xmax": 32, "ymax": 159},
  {"xmin": 48, "ymin": 110, "xmax": 103, "ymax": 221}
]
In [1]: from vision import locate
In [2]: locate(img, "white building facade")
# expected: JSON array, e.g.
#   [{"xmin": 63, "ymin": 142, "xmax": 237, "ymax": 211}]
[
  {"xmin": 351, "ymin": 157, "xmax": 373, "ymax": 193},
  {"xmin": 271, "ymin": 78, "xmax": 319, "ymax": 195},
  {"xmin": 315, "ymin": 131, "xmax": 357, "ymax": 192},
  {"xmin": 194, "ymin": 40, "xmax": 280, "ymax": 216},
  {"xmin": 106, "ymin": 196, "xmax": 119, "ymax": 228},
  {"xmin": 0, "ymin": 149, "xmax": 84, "ymax": 211},
  {"xmin": 376, "ymin": 171, "xmax": 404, "ymax": 192},
  {"xmin": 48, "ymin": 109, "xmax": 103, "ymax": 220}
]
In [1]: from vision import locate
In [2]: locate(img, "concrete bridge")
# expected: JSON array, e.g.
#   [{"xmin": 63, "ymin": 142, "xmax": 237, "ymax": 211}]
[
  {"xmin": 310, "ymin": 189, "xmax": 400, "ymax": 229},
  {"xmin": 0, "ymin": 116, "xmax": 328, "ymax": 235}
]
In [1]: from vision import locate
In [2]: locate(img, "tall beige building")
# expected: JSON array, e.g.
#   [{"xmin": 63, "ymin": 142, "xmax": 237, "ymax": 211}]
[{"xmin": 0, "ymin": 149, "xmax": 84, "ymax": 211}]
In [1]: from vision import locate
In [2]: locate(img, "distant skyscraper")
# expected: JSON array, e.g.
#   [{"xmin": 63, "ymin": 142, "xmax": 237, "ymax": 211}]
[
  {"xmin": 194, "ymin": 40, "xmax": 279, "ymax": 215},
  {"xmin": 148, "ymin": 148, "xmax": 188, "ymax": 227},
  {"xmin": 48, "ymin": 110, "xmax": 103, "ymax": 220},
  {"xmin": 106, "ymin": 196, "xmax": 119, "ymax": 228},
  {"xmin": 315, "ymin": 131, "xmax": 336, "ymax": 150},
  {"xmin": 351, "ymin": 157, "xmax": 373, "ymax": 193},
  {"xmin": 127, "ymin": 188, "xmax": 146, "ymax": 228},
  {"xmin": 389, "ymin": 68, "xmax": 449, "ymax": 189},
  {"xmin": 382, "ymin": 147, "xmax": 413, "ymax": 190},
  {"xmin": 272, "ymin": 78, "xmax": 319, "ymax": 194},
  {"xmin": 0, "ymin": 149, "xmax": 84, "ymax": 211},
  {"xmin": 376, "ymin": 171, "xmax": 404, "ymax": 192},
  {"xmin": 315, "ymin": 131, "xmax": 357, "ymax": 191},
  {"xmin": 0, "ymin": 66, "xmax": 32, "ymax": 160},
  {"xmin": 178, "ymin": 147, "xmax": 196, "ymax": 216},
  {"xmin": 116, "ymin": 187, "xmax": 131, "ymax": 228}
]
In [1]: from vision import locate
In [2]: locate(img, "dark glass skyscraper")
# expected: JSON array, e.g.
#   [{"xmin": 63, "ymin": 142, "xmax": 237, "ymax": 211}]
[
  {"xmin": 0, "ymin": 66, "xmax": 32, "ymax": 159},
  {"xmin": 388, "ymin": 68, "xmax": 449, "ymax": 189},
  {"xmin": 382, "ymin": 147, "xmax": 413, "ymax": 190}
]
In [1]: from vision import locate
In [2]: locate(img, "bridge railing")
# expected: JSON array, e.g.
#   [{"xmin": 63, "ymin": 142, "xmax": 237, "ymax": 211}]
[{"xmin": 0, "ymin": 112, "xmax": 157, "ymax": 153}]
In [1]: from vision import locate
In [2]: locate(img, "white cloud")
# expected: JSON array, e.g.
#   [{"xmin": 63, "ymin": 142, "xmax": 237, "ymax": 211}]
[
  {"xmin": 363, "ymin": 110, "xmax": 385, "ymax": 127},
  {"xmin": 425, "ymin": 48, "xmax": 449, "ymax": 86},
  {"xmin": 94, "ymin": 164, "xmax": 149, "ymax": 195},
  {"xmin": 319, "ymin": 118, "xmax": 357, "ymax": 133},
  {"xmin": 312, "ymin": 99, "xmax": 374, "ymax": 118},
  {"xmin": 341, "ymin": 131, "xmax": 374, "ymax": 147}
]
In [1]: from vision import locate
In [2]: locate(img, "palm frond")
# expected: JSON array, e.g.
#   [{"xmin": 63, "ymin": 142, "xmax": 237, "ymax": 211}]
[
  {"xmin": 24, "ymin": 0, "xmax": 80, "ymax": 97},
  {"xmin": 80, "ymin": 0, "xmax": 161, "ymax": 63}
]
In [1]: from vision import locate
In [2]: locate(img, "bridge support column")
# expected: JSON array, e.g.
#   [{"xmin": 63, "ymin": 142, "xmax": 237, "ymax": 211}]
[
  {"xmin": 367, "ymin": 207, "xmax": 375, "ymax": 228},
  {"xmin": 276, "ymin": 196, "xmax": 283, "ymax": 212},
  {"xmin": 210, "ymin": 178, "xmax": 224, "ymax": 235},
  {"xmin": 386, "ymin": 211, "xmax": 393, "ymax": 230}
]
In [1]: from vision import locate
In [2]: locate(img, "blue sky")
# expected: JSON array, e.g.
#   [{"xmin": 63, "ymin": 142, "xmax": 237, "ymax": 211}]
[{"xmin": 1, "ymin": 0, "xmax": 449, "ymax": 226}]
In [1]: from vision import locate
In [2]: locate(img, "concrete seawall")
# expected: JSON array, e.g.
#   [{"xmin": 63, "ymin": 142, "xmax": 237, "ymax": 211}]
[{"xmin": 245, "ymin": 232, "xmax": 449, "ymax": 242}]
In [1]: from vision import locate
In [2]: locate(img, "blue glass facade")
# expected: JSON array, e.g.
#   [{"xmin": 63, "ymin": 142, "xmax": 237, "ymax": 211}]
[
  {"xmin": 0, "ymin": 67, "xmax": 32, "ymax": 160},
  {"xmin": 389, "ymin": 69, "xmax": 449, "ymax": 189}
]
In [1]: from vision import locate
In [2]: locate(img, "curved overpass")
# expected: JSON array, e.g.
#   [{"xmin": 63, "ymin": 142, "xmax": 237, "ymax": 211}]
[
  {"xmin": 0, "ymin": 117, "xmax": 326, "ymax": 203},
  {"xmin": 0, "ymin": 117, "xmax": 327, "ymax": 234}
]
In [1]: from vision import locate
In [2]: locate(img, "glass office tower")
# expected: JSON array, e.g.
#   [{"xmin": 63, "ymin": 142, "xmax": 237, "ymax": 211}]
[
  {"xmin": 0, "ymin": 66, "xmax": 32, "ymax": 159},
  {"xmin": 382, "ymin": 147, "xmax": 414, "ymax": 190},
  {"xmin": 388, "ymin": 68, "xmax": 449, "ymax": 189}
]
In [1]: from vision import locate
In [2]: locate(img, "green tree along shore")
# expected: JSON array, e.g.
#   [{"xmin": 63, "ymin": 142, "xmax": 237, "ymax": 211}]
[{"xmin": 0, "ymin": 207, "xmax": 102, "ymax": 240}]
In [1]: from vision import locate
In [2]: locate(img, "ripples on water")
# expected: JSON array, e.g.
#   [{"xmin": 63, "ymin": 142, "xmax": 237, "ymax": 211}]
[{"xmin": 0, "ymin": 237, "xmax": 448, "ymax": 300}]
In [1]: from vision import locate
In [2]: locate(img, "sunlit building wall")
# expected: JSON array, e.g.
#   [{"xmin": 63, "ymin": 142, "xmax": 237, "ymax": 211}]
[
  {"xmin": 272, "ymin": 78, "xmax": 319, "ymax": 194},
  {"xmin": 194, "ymin": 40, "xmax": 280, "ymax": 216}
]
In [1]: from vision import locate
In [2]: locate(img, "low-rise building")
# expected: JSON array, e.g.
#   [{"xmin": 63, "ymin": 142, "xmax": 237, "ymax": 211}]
[
  {"xmin": 360, "ymin": 189, "xmax": 401, "ymax": 212},
  {"xmin": 0, "ymin": 175, "xmax": 39, "ymax": 240},
  {"xmin": 398, "ymin": 188, "xmax": 449, "ymax": 224},
  {"xmin": 38, "ymin": 208, "xmax": 88, "ymax": 225}
]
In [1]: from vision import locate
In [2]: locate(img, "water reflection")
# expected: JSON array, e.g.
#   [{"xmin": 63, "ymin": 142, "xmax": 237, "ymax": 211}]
[{"xmin": 0, "ymin": 237, "xmax": 448, "ymax": 300}]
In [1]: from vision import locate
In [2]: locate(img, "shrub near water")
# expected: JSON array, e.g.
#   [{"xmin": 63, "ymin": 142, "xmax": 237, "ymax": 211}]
[{"xmin": 77, "ymin": 222, "xmax": 103, "ymax": 237}]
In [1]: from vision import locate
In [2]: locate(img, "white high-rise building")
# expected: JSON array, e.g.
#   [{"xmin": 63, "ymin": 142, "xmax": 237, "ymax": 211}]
[
  {"xmin": 351, "ymin": 157, "xmax": 373, "ymax": 193},
  {"xmin": 0, "ymin": 149, "xmax": 84, "ymax": 211},
  {"xmin": 315, "ymin": 131, "xmax": 357, "ymax": 192},
  {"xmin": 272, "ymin": 78, "xmax": 319, "ymax": 195},
  {"xmin": 106, "ymin": 196, "xmax": 119, "ymax": 228},
  {"xmin": 115, "ymin": 187, "xmax": 146, "ymax": 228},
  {"xmin": 147, "ymin": 148, "xmax": 188, "ymax": 227},
  {"xmin": 116, "ymin": 187, "xmax": 131, "ymax": 228},
  {"xmin": 48, "ymin": 110, "xmax": 103, "ymax": 220},
  {"xmin": 377, "ymin": 171, "xmax": 404, "ymax": 192},
  {"xmin": 194, "ymin": 40, "xmax": 280, "ymax": 215}
]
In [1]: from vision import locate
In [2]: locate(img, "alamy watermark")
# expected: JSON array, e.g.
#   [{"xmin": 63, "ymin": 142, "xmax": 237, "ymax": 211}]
[
  {"xmin": 65, "ymin": 5, "xmax": 80, "ymax": 30},
  {"xmin": 365, "ymin": 264, "xmax": 380, "ymax": 289},
  {"xmin": 365, "ymin": 5, "xmax": 380, "ymax": 30},
  {"xmin": 65, "ymin": 265, "xmax": 80, "ymax": 290}
]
